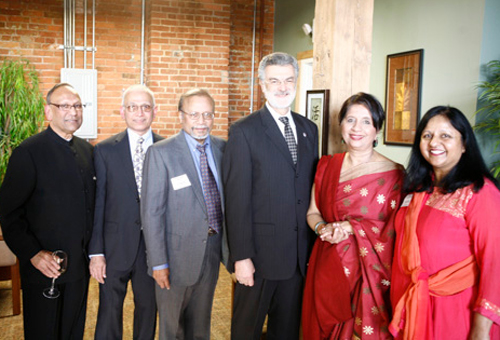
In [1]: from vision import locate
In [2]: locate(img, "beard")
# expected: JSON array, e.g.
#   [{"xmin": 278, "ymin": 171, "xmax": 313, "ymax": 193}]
[
  {"xmin": 263, "ymin": 87, "xmax": 296, "ymax": 110},
  {"xmin": 189, "ymin": 125, "xmax": 210, "ymax": 141}
]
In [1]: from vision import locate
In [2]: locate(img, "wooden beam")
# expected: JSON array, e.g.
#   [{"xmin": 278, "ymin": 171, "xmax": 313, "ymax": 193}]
[
  {"xmin": 297, "ymin": 50, "xmax": 313, "ymax": 60},
  {"xmin": 313, "ymin": 0, "xmax": 374, "ymax": 154}
]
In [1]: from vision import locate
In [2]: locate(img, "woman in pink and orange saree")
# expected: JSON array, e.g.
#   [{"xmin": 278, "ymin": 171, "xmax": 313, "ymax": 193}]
[
  {"xmin": 302, "ymin": 93, "xmax": 404, "ymax": 339},
  {"xmin": 390, "ymin": 106, "xmax": 500, "ymax": 339}
]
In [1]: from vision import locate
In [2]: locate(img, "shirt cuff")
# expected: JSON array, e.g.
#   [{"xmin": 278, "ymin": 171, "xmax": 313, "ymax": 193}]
[{"xmin": 153, "ymin": 264, "xmax": 169, "ymax": 271}]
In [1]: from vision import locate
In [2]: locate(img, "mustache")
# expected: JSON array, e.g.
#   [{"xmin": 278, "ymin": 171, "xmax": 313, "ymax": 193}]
[{"xmin": 273, "ymin": 90, "xmax": 291, "ymax": 96}]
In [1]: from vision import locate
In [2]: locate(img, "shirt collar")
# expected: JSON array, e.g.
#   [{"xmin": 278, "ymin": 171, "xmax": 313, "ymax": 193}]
[
  {"xmin": 183, "ymin": 130, "xmax": 210, "ymax": 151},
  {"xmin": 47, "ymin": 125, "xmax": 73, "ymax": 144},
  {"xmin": 266, "ymin": 102, "xmax": 292, "ymax": 121},
  {"xmin": 127, "ymin": 128, "xmax": 153, "ymax": 144}
]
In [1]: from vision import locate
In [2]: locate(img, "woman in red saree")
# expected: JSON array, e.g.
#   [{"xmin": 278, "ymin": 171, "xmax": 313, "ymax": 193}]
[
  {"xmin": 302, "ymin": 93, "xmax": 404, "ymax": 339},
  {"xmin": 390, "ymin": 106, "xmax": 500, "ymax": 339}
]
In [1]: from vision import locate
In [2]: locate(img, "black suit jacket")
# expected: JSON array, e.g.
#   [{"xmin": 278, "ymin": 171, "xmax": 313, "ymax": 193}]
[
  {"xmin": 89, "ymin": 130, "xmax": 163, "ymax": 272},
  {"xmin": 0, "ymin": 126, "xmax": 96, "ymax": 285},
  {"xmin": 223, "ymin": 106, "xmax": 318, "ymax": 280}
]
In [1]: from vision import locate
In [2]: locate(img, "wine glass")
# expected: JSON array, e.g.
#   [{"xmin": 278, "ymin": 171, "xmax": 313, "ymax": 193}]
[{"xmin": 43, "ymin": 250, "xmax": 68, "ymax": 299}]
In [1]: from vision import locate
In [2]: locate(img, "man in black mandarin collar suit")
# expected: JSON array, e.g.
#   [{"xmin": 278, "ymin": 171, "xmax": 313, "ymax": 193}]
[
  {"xmin": 89, "ymin": 85, "xmax": 162, "ymax": 339},
  {"xmin": 0, "ymin": 83, "xmax": 95, "ymax": 339},
  {"xmin": 223, "ymin": 52, "xmax": 319, "ymax": 339}
]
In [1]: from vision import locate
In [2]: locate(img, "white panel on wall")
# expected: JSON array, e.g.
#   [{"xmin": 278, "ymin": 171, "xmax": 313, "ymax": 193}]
[
  {"xmin": 296, "ymin": 57, "xmax": 313, "ymax": 115},
  {"xmin": 60, "ymin": 68, "xmax": 98, "ymax": 139}
]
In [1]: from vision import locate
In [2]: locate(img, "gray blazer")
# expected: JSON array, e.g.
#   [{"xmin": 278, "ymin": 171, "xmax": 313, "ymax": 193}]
[{"xmin": 141, "ymin": 131, "xmax": 229, "ymax": 286}]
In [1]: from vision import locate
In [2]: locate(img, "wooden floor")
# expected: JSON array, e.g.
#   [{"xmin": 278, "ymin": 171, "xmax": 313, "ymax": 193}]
[{"xmin": 0, "ymin": 265, "xmax": 233, "ymax": 339}]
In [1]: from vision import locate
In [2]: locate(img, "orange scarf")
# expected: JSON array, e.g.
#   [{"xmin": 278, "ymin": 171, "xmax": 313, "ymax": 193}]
[{"xmin": 389, "ymin": 192, "xmax": 479, "ymax": 339}]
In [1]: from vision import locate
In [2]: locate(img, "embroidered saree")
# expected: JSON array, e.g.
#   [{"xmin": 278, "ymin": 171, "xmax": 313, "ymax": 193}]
[
  {"xmin": 302, "ymin": 153, "xmax": 404, "ymax": 339},
  {"xmin": 390, "ymin": 180, "xmax": 500, "ymax": 339}
]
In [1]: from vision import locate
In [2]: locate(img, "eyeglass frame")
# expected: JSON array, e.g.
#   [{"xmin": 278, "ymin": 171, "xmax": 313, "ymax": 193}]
[
  {"xmin": 263, "ymin": 77, "xmax": 297, "ymax": 88},
  {"xmin": 49, "ymin": 103, "xmax": 86, "ymax": 112},
  {"xmin": 179, "ymin": 109, "xmax": 215, "ymax": 120},
  {"xmin": 125, "ymin": 104, "xmax": 154, "ymax": 113}
]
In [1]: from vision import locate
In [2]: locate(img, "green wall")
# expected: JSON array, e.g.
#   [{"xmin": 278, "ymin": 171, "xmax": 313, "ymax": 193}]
[
  {"xmin": 274, "ymin": 0, "xmax": 314, "ymax": 56},
  {"xmin": 274, "ymin": 0, "xmax": 499, "ymax": 168},
  {"xmin": 370, "ymin": 0, "xmax": 486, "ymax": 166}
]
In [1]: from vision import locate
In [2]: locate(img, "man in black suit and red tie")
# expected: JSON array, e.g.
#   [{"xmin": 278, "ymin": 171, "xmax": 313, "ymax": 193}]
[
  {"xmin": 0, "ymin": 83, "xmax": 95, "ymax": 340},
  {"xmin": 223, "ymin": 52, "xmax": 319, "ymax": 340},
  {"xmin": 89, "ymin": 84, "xmax": 162, "ymax": 339}
]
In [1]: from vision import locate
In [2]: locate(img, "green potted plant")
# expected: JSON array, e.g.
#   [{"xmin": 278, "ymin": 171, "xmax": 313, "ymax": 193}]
[
  {"xmin": 0, "ymin": 59, "xmax": 45, "ymax": 181},
  {"xmin": 474, "ymin": 60, "xmax": 500, "ymax": 178}
]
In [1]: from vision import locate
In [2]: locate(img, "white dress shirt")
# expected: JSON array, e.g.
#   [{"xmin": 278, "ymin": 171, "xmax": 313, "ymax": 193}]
[{"xmin": 266, "ymin": 102, "xmax": 298, "ymax": 143}]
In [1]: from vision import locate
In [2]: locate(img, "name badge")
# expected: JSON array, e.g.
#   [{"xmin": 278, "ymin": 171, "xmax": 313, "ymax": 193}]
[
  {"xmin": 401, "ymin": 194, "xmax": 413, "ymax": 207},
  {"xmin": 171, "ymin": 174, "xmax": 191, "ymax": 190}
]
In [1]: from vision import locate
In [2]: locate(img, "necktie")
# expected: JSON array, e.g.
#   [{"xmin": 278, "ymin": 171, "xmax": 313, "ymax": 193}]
[
  {"xmin": 279, "ymin": 116, "xmax": 297, "ymax": 164},
  {"xmin": 196, "ymin": 144, "xmax": 222, "ymax": 234},
  {"xmin": 133, "ymin": 137, "xmax": 145, "ymax": 196}
]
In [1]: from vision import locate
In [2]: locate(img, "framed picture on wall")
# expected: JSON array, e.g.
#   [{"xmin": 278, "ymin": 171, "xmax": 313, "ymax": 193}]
[
  {"xmin": 306, "ymin": 89, "xmax": 330, "ymax": 156},
  {"xmin": 384, "ymin": 49, "xmax": 424, "ymax": 145}
]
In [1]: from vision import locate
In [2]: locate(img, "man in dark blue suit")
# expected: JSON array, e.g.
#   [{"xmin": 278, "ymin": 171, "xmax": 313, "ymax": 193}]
[
  {"xmin": 89, "ymin": 84, "xmax": 162, "ymax": 339},
  {"xmin": 223, "ymin": 52, "xmax": 319, "ymax": 340}
]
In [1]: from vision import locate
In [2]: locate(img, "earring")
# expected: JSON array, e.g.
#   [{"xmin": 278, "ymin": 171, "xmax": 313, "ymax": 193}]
[
  {"xmin": 373, "ymin": 138, "xmax": 378, "ymax": 147},
  {"xmin": 341, "ymin": 138, "xmax": 345, "ymax": 144}
]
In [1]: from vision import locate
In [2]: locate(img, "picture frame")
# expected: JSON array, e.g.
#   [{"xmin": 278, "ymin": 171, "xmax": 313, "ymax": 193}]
[
  {"xmin": 306, "ymin": 89, "xmax": 330, "ymax": 156},
  {"xmin": 384, "ymin": 49, "xmax": 424, "ymax": 145}
]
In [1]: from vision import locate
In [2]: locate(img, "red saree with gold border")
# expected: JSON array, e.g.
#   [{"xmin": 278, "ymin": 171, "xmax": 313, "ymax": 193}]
[{"xmin": 303, "ymin": 153, "xmax": 404, "ymax": 339}]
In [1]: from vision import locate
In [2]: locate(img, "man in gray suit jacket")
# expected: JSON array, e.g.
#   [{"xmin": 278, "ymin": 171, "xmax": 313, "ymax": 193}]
[
  {"xmin": 141, "ymin": 89, "xmax": 229, "ymax": 340},
  {"xmin": 223, "ymin": 52, "xmax": 318, "ymax": 340},
  {"xmin": 89, "ymin": 85, "xmax": 161, "ymax": 339}
]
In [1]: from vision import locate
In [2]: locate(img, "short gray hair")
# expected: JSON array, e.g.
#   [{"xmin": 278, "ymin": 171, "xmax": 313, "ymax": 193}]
[
  {"xmin": 258, "ymin": 52, "xmax": 299, "ymax": 81},
  {"xmin": 122, "ymin": 84, "xmax": 156, "ymax": 107}
]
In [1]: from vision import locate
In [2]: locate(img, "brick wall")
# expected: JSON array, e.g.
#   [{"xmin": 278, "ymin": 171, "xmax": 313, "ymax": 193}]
[
  {"xmin": 146, "ymin": 0, "xmax": 231, "ymax": 138},
  {"xmin": 229, "ymin": 0, "xmax": 274, "ymax": 125},
  {"xmin": 0, "ymin": 0, "xmax": 274, "ymax": 143}
]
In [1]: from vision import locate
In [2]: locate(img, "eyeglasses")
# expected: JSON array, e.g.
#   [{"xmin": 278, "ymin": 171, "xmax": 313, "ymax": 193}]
[
  {"xmin": 264, "ymin": 78, "xmax": 296, "ymax": 88},
  {"xmin": 49, "ymin": 103, "xmax": 86, "ymax": 112},
  {"xmin": 126, "ymin": 105, "xmax": 154, "ymax": 113},
  {"xmin": 180, "ymin": 110, "xmax": 215, "ymax": 120}
]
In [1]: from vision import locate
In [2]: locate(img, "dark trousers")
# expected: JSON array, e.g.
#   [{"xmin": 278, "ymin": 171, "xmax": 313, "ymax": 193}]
[
  {"xmin": 22, "ymin": 276, "xmax": 89, "ymax": 340},
  {"xmin": 231, "ymin": 268, "xmax": 304, "ymax": 340},
  {"xmin": 94, "ymin": 239, "xmax": 157, "ymax": 340},
  {"xmin": 156, "ymin": 232, "xmax": 222, "ymax": 340}
]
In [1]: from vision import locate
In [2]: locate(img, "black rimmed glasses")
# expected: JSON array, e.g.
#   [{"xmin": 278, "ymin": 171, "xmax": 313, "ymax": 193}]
[
  {"xmin": 180, "ymin": 110, "xmax": 215, "ymax": 120},
  {"xmin": 126, "ymin": 104, "xmax": 154, "ymax": 113},
  {"xmin": 49, "ymin": 103, "xmax": 86, "ymax": 112}
]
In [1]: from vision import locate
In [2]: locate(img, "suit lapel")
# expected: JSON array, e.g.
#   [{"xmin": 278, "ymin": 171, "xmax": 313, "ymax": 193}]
[
  {"xmin": 172, "ymin": 133, "xmax": 207, "ymax": 214},
  {"xmin": 210, "ymin": 136, "xmax": 225, "ymax": 209},
  {"xmin": 261, "ymin": 107, "xmax": 296, "ymax": 168},
  {"xmin": 293, "ymin": 114, "xmax": 310, "ymax": 168},
  {"xmin": 210, "ymin": 136, "xmax": 223, "ymax": 182},
  {"xmin": 113, "ymin": 131, "xmax": 139, "ymax": 196},
  {"xmin": 152, "ymin": 133, "xmax": 162, "ymax": 143}
]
